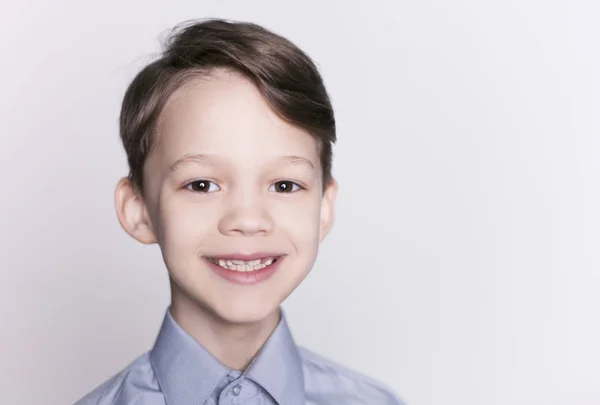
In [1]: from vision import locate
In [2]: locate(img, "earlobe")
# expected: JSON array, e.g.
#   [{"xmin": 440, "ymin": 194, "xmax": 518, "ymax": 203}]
[
  {"xmin": 319, "ymin": 178, "xmax": 338, "ymax": 242},
  {"xmin": 114, "ymin": 177, "xmax": 157, "ymax": 244}
]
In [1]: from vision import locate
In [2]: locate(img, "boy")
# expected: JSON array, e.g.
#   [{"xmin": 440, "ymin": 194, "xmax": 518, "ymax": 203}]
[{"xmin": 75, "ymin": 19, "xmax": 404, "ymax": 405}]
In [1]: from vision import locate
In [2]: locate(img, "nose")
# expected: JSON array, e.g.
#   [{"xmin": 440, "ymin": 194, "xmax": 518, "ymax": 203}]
[{"xmin": 218, "ymin": 195, "xmax": 274, "ymax": 237}]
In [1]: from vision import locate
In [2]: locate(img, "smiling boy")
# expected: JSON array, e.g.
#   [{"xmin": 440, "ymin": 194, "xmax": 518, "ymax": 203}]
[{"xmin": 75, "ymin": 19, "xmax": 403, "ymax": 405}]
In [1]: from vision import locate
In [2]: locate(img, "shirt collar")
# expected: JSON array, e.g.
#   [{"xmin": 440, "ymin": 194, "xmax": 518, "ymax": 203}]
[
  {"xmin": 149, "ymin": 308, "xmax": 305, "ymax": 405},
  {"xmin": 150, "ymin": 309, "xmax": 231, "ymax": 405},
  {"xmin": 244, "ymin": 311, "xmax": 305, "ymax": 405}
]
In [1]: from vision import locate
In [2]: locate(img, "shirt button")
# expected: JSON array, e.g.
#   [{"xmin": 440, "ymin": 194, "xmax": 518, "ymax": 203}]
[{"xmin": 232, "ymin": 384, "xmax": 242, "ymax": 396}]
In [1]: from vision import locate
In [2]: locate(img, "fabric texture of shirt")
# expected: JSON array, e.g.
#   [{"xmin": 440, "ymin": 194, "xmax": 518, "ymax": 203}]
[{"xmin": 74, "ymin": 309, "xmax": 404, "ymax": 405}]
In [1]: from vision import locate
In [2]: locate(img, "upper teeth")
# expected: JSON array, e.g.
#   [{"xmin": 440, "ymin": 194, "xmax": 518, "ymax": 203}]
[{"xmin": 208, "ymin": 257, "xmax": 276, "ymax": 272}]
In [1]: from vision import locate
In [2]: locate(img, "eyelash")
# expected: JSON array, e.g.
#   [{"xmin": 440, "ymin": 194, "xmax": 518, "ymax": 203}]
[
  {"xmin": 184, "ymin": 180, "xmax": 220, "ymax": 193},
  {"xmin": 183, "ymin": 180, "xmax": 305, "ymax": 194},
  {"xmin": 268, "ymin": 180, "xmax": 304, "ymax": 193}
]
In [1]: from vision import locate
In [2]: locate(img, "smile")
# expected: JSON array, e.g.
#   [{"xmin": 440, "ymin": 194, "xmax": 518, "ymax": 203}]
[{"xmin": 205, "ymin": 256, "xmax": 280, "ymax": 272}]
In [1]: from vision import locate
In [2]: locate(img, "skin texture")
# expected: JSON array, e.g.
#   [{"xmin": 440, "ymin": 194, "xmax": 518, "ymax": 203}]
[{"xmin": 114, "ymin": 70, "xmax": 337, "ymax": 370}]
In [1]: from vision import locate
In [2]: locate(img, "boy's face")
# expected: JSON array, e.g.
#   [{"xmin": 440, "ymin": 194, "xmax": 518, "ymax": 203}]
[{"xmin": 116, "ymin": 70, "xmax": 336, "ymax": 324}]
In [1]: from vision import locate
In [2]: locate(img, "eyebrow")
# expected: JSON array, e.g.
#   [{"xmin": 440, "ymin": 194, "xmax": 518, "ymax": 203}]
[
  {"xmin": 169, "ymin": 154, "xmax": 316, "ymax": 173},
  {"xmin": 280, "ymin": 155, "xmax": 316, "ymax": 172},
  {"xmin": 169, "ymin": 154, "xmax": 219, "ymax": 173}
]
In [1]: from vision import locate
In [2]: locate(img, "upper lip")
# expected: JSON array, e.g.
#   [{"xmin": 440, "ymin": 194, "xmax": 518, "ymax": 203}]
[{"xmin": 204, "ymin": 252, "xmax": 284, "ymax": 261}]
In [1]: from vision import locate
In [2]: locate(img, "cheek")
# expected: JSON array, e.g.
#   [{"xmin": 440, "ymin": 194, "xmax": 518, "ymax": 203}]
[
  {"xmin": 157, "ymin": 198, "xmax": 216, "ymax": 258},
  {"xmin": 274, "ymin": 196, "xmax": 322, "ymax": 245}
]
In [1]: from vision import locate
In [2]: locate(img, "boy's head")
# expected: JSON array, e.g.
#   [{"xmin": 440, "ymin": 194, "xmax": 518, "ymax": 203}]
[{"xmin": 114, "ymin": 19, "xmax": 337, "ymax": 324}]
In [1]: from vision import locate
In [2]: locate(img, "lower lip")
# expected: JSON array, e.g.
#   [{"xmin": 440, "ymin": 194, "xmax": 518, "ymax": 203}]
[{"xmin": 205, "ymin": 257, "xmax": 283, "ymax": 285}]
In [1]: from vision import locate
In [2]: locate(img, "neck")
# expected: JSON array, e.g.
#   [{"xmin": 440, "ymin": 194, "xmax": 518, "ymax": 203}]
[{"xmin": 169, "ymin": 283, "xmax": 281, "ymax": 371}]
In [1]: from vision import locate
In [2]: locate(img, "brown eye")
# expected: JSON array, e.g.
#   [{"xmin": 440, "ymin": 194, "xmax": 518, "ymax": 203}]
[
  {"xmin": 270, "ymin": 180, "xmax": 300, "ymax": 193},
  {"xmin": 186, "ymin": 180, "xmax": 220, "ymax": 193}
]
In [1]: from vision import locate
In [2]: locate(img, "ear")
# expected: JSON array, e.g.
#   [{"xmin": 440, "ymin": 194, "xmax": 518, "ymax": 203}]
[
  {"xmin": 319, "ymin": 178, "xmax": 338, "ymax": 242},
  {"xmin": 114, "ymin": 177, "xmax": 157, "ymax": 244}
]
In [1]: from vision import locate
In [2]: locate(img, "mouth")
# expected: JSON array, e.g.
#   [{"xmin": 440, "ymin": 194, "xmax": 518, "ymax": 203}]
[{"xmin": 205, "ymin": 256, "xmax": 281, "ymax": 272}]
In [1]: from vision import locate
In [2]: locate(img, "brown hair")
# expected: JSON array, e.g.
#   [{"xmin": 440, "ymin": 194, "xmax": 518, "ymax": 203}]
[{"xmin": 119, "ymin": 18, "xmax": 336, "ymax": 194}]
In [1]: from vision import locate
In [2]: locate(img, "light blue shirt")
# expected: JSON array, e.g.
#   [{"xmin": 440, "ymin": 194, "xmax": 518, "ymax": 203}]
[{"xmin": 74, "ymin": 309, "xmax": 404, "ymax": 405}]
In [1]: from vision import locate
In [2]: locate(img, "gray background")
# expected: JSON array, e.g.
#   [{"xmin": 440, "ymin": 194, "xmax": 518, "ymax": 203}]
[{"xmin": 1, "ymin": 1, "xmax": 598, "ymax": 404}]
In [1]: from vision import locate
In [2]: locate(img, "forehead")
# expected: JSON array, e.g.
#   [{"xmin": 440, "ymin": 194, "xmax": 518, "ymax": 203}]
[{"xmin": 152, "ymin": 70, "xmax": 320, "ymax": 167}]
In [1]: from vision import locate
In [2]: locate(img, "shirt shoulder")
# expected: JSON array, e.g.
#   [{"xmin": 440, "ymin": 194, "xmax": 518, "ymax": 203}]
[
  {"xmin": 298, "ymin": 346, "xmax": 407, "ymax": 405},
  {"xmin": 73, "ymin": 353, "xmax": 165, "ymax": 405}
]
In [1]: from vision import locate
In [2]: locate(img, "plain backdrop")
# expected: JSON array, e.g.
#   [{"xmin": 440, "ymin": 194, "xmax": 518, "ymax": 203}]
[{"xmin": 1, "ymin": 1, "xmax": 598, "ymax": 404}]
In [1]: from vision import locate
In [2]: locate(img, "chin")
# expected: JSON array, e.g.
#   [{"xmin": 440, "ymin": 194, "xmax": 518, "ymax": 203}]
[
  {"xmin": 170, "ymin": 271, "xmax": 289, "ymax": 323},
  {"xmin": 210, "ymin": 297, "xmax": 281, "ymax": 325}
]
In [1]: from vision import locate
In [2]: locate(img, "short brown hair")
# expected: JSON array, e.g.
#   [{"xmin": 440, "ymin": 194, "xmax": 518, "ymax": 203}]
[{"xmin": 119, "ymin": 18, "xmax": 336, "ymax": 194}]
